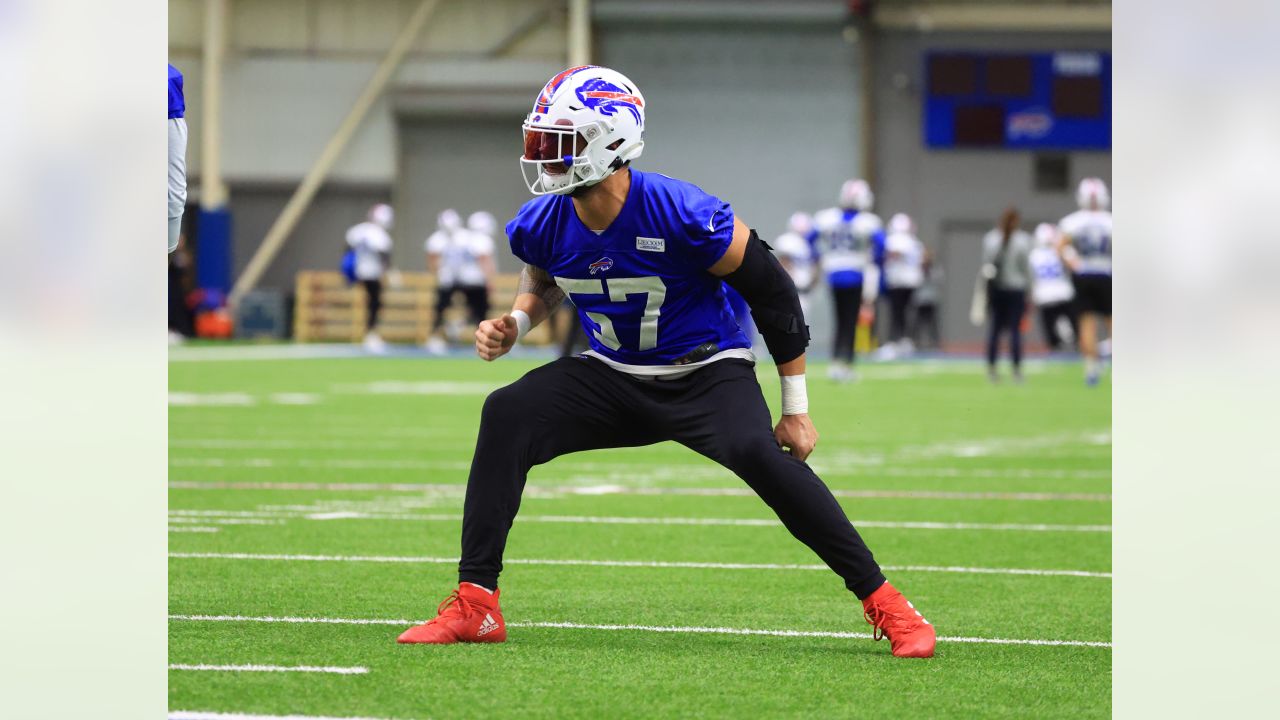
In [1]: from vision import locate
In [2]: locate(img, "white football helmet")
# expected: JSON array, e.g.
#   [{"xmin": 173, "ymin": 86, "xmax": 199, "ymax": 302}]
[
  {"xmin": 1034, "ymin": 222, "xmax": 1059, "ymax": 247},
  {"xmin": 369, "ymin": 203, "xmax": 394, "ymax": 230},
  {"xmin": 438, "ymin": 209, "xmax": 462, "ymax": 232},
  {"xmin": 888, "ymin": 212, "xmax": 914, "ymax": 235},
  {"xmin": 468, "ymin": 210, "xmax": 497, "ymax": 236},
  {"xmin": 839, "ymin": 179, "xmax": 874, "ymax": 211},
  {"xmin": 520, "ymin": 65, "xmax": 646, "ymax": 196},
  {"xmin": 787, "ymin": 211, "xmax": 812, "ymax": 236},
  {"xmin": 1076, "ymin": 177, "xmax": 1111, "ymax": 211}
]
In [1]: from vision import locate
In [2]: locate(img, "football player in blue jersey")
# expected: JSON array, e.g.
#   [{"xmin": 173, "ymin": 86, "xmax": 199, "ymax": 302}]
[
  {"xmin": 397, "ymin": 66, "xmax": 935, "ymax": 658},
  {"xmin": 808, "ymin": 180, "xmax": 886, "ymax": 382}
]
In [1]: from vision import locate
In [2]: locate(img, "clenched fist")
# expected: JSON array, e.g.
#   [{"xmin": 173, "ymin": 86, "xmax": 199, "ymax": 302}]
[
  {"xmin": 774, "ymin": 413, "xmax": 819, "ymax": 461},
  {"xmin": 475, "ymin": 314, "xmax": 518, "ymax": 361}
]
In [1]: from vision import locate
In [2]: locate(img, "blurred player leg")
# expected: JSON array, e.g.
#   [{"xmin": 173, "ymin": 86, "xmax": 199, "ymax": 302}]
[
  {"xmin": 1009, "ymin": 291, "xmax": 1025, "ymax": 382},
  {"xmin": 362, "ymin": 279, "xmax": 385, "ymax": 353},
  {"xmin": 986, "ymin": 294, "xmax": 1003, "ymax": 381},
  {"xmin": 167, "ymin": 117, "xmax": 188, "ymax": 254},
  {"xmin": 1040, "ymin": 304, "xmax": 1064, "ymax": 350},
  {"xmin": 829, "ymin": 285, "xmax": 859, "ymax": 381},
  {"xmin": 463, "ymin": 285, "xmax": 489, "ymax": 327},
  {"xmin": 426, "ymin": 286, "xmax": 453, "ymax": 354}
]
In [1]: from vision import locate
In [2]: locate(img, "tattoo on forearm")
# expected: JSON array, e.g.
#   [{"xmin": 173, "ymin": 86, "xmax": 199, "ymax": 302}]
[{"xmin": 517, "ymin": 265, "xmax": 566, "ymax": 313}]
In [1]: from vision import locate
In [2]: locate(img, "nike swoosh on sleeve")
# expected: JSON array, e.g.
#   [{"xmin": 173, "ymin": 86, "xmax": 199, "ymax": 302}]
[{"xmin": 706, "ymin": 210, "xmax": 718, "ymax": 232}]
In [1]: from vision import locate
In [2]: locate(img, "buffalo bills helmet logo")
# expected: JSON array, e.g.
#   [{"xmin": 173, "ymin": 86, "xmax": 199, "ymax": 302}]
[
  {"xmin": 588, "ymin": 257, "xmax": 614, "ymax": 275},
  {"xmin": 576, "ymin": 78, "xmax": 644, "ymax": 126},
  {"xmin": 535, "ymin": 65, "xmax": 597, "ymax": 114}
]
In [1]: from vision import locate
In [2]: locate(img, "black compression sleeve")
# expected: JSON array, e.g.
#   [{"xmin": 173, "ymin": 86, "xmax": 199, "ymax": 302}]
[{"xmin": 722, "ymin": 230, "xmax": 810, "ymax": 364}]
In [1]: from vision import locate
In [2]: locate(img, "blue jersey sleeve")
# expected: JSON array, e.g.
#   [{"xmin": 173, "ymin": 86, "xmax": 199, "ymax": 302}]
[
  {"xmin": 505, "ymin": 197, "xmax": 553, "ymax": 267},
  {"xmin": 168, "ymin": 64, "xmax": 185, "ymax": 119},
  {"xmin": 668, "ymin": 181, "xmax": 735, "ymax": 270}
]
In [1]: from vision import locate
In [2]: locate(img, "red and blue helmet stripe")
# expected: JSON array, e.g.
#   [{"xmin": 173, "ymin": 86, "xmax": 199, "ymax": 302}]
[{"xmin": 534, "ymin": 65, "xmax": 598, "ymax": 114}]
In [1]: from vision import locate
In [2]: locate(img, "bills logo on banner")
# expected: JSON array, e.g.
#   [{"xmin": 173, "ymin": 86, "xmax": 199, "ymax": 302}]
[
  {"xmin": 588, "ymin": 257, "xmax": 614, "ymax": 275},
  {"xmin": 1008, "ymin": 110, "xmax": 1053, "ymax": 140},
  {"xmin": 576, "ymin": 78, "xmax": 644, "ymax": 125}
]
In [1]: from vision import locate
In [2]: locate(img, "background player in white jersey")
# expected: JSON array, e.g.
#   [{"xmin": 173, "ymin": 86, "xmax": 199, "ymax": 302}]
[
  {"xmin": 808, "ymin": 179, "xmax": 884, "ymax": 382},
  {"xmin": 1030, "ymin": 222, "xmax": 1077, "ymax": 352},
  {"xmin": 772, "ymin": 212, "xmax": 815, "ymax": 319},
  {"xmin": 345, "ymin": 203, "xmax": 395, "ymax": 353},
  {"xmin": 882, "ymin": 213, "xmax": 925, "ymax": 356},
  {"xmin": 1058, "ymin": 178, "xmax": 1113, "ymax": 385},
  {"xmin": 424, "ymin": 209, "xmax": 497, "ymax": 354}
]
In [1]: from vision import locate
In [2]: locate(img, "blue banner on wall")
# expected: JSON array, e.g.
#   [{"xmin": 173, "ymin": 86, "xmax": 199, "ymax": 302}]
[
  {"xmin": 195, "ymin": 207, "xmax": 233, "ymax": 296},
  {"xmin": 924, "ymin": 51, "xmax": 1111, "ymax": 150}
]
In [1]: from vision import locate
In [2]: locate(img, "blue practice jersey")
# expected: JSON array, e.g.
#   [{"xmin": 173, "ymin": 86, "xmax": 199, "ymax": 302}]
[
  {"xmin": 808, "ymin": 207, "xmax": 885, "ymax": 289},
  {"xmin": 168, "ymin": 64, "xmax": 185, "ymax": 119},
  {"xmin": 506, "ymin": 170, "xmax": 750, "ymax": 368}
]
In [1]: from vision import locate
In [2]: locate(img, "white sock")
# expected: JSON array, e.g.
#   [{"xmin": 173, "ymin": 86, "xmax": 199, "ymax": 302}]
[
  {"xmin": 463, "ymin": 582, "xmax": 494, "ymax": 595},
  {"xmin": 1085, "ymin": 358, "xmax": 1099, "ymax": 376}
]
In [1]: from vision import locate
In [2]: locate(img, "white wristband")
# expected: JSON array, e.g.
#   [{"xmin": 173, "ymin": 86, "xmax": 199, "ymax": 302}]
[
  {"xmin": 511, "ymin": 310, "xmax": 532, "ymax": 341},
  {"xmin": 780, "ymin": 374, "xmax": 809, "ymax": 416}
]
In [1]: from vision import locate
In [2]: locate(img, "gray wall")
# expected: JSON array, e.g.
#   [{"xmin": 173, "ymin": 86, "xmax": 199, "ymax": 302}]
[
  {"xmin": 396, "ymin": 115, "xmax": 533, "ymax": 275},
  {"xmin": 224, "ymin": 184, "xmax": 391, "ymax": 293},
  {"xmin": 596, "ymin": 20, "xmax": 863, "ymax": 240},
  {"xmin": 871, "ymin": 30, "xmax": 1112, "ymax": 347},
  {"xmin": 596, "ymin": 19, "xmax": 864, "ymax": 356}
]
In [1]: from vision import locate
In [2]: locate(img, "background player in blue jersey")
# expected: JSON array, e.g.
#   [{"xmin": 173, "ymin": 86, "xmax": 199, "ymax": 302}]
[
  {"xmin": 808, "ymin": 179, "xmax": 885, "ymax": 382},
  {"xmin": 168, "ymin": 64, "xmax": 188, "ymax": 254},
  {"xmin": 397, "ymin": 66, "xmax": 935, "ymax": 658}
]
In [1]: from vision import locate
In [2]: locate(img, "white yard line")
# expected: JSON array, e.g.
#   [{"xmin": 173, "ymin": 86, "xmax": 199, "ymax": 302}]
[
  {"xmin": 168, "ymin": 526, "xmax": 221, "ymax": 533},
  {"xmin": 168, "ymin": 552, "xmax": 1112, "ymax": 578},
  {"xmin": 168, "ymin": 614, "xmax": 1110, "ymax": 649},
  {"xmin": 168, "ymin": 344, "xmax": 368, "ymax": 362},
  {"xmin": 331, "ymin": 381, "xmax": 499, "ymax": 396},
  {"xmin": 169, "ymin": 663, "xmax": 367, "ymax": 675},
  {"xmin": 166, "ymin": 456, "xmax": 1109, "ymax": 480},
  {"xmin": 168, "ymin": 516, "xmax": 282, "ymax": 526},
  {"xmin": 167, "ymin": 480, "xmax": 1111, "ymax": 503},
  {"xmin": 170, "ymin": 707, "xmax": 396, "ymax": 712},
  {"xmin": 166, "ymin": 509, "xmax": 1111, "ymax": 533}
]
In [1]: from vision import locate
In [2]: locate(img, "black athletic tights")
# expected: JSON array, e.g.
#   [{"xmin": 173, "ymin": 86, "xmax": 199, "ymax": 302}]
[
  {"xmin": 458, "ymin": 357, "xmax": 887, "ymax": 599},
  {"xmin": 361, "ymin": 279, "xmax": 383, "ymax": 331}
]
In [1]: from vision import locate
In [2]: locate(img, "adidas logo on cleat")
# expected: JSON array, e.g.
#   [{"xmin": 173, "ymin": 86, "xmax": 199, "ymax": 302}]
[{"xmin": 477, "ymin": 613, "xmax": 500, "ymax": 637}]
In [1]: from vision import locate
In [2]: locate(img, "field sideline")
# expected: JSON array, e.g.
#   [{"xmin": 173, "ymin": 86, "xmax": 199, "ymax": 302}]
[{"xmin": 169, "ymin": 352, "xmax": 1112, "ymax": 718}]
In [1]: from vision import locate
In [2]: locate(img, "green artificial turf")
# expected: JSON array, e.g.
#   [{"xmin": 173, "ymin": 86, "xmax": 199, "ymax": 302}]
[{"xmin": 169, "ymin": 352, "xmax": 1111, "ymax": 719}]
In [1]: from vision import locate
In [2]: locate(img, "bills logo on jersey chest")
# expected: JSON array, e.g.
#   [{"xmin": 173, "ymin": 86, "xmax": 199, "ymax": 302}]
[{"xmin": 588, "ymin": 257, "xmax": 614, "ymax": 275}]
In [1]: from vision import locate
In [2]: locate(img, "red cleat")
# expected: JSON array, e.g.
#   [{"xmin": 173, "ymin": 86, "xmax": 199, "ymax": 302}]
[
  {"xmin": 862, "ymin": 582, "xmax": 936, "ymax": 658},
  {"xmin": 397, "ymin": 583, "xmax": 506, "ymax": 644}
]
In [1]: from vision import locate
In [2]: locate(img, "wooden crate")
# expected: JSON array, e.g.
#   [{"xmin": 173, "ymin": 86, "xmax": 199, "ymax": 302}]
[{"xmin": 293, "ymin": 271, "xmax": 552, "ymax": 345}]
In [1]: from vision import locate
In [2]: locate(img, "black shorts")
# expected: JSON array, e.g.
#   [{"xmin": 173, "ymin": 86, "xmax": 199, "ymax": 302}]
[{"xmin": 1073, "ymin": 274, "xmax": 1112, "ymax": 316}]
